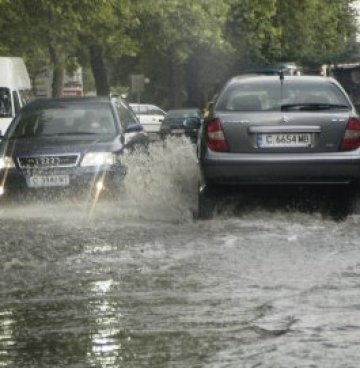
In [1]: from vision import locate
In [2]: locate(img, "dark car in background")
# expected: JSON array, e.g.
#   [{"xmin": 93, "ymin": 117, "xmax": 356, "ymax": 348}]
[
  {"xmin": 197, "ymin": 75, "xmax": 360, "ymax": 219},
  {"xmin": 0, "ymin": 96, "xmax": 147, "ymax": 199},
  {"xmin": 160, "ymin": 108, "xmax": 202, "ymax": 143}
]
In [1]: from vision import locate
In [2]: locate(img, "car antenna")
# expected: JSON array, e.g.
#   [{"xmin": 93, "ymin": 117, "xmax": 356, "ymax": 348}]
[
  {"xmin": 279, "ymin": 69, "xmax": 285, "ymax": 82},
  {"xmin": 279, "ymin": 69, "xmax": 284, "ymax": 108}
]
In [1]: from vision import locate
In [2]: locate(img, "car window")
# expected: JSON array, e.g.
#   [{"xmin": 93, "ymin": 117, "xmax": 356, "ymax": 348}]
[
  {"xmin": 12, "ymin": 91, "xmax": 21, "ymax": 115},
  {"xmin": 9, "ymin": 103, "xmax": 117, "ymax": 138},
  {"xmin": 167, "ymin": 110, "xmax": 199, "ymax": 118},
  {"xmin": 117, "ymin": 102, "xmax": 139, "ymax": 129},
  {"xmin": 0, "ymin": 87, "xmax": 12, "ymax": 117},
  {"xmin": 130, "ymin": 104, "xmax": 148, "ymax": 114},
  {"xmin": 216, "ymin": 80, "xmax": 350, "ymax": 111},
  {"xmin": 147, "ymin": 108, "xmax": 165, "ymax": 115},
  {"xmin": 19, "ymin": 89, "xmax": 33, "ymax": 106}
]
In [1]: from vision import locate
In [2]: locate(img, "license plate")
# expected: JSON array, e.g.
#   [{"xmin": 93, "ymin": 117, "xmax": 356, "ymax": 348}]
[
  {"xmin": 258, "ymin": 133, "xmax": 312, "ymax": 147},
  {"xmin": 27, "ymin": 175, "xmax": 70, "ymax": 188}
]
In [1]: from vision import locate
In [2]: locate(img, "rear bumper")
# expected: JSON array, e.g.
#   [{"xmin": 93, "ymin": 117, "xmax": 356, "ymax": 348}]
[{"xmin": 201, "ymin": 151, "xmax": 360, "ymax": 186}]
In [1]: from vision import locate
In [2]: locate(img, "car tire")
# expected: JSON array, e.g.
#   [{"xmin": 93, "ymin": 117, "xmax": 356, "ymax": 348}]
[
  {"xmin": 197, "ymin": 184, "xmax": 217, "ymax": 220},
  {"xmin": 349, "ymin": 186, "xmax": 360, "ymax": 215},
  {"xmin": 325, "ymin": 185, "xmax": 355, "ymax": 221}
]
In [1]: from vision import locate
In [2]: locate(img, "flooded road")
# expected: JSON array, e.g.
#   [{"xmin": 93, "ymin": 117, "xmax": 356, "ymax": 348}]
[{"xmin": 1, "ymin": 138, "xmax": 360, "ymax": 367}]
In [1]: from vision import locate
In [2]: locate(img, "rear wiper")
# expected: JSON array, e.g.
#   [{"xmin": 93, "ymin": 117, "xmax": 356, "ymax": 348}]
[
  {"xmin": 281, "ymin": 103, "xmax": 349, "ymax": 111},
  {"xmin": 11, "ymin": 132, "xmax": 100, "ymax": 138},
  {"xmin": 44, "ymin": 132, "xmax": 99, "ymax": 136}
]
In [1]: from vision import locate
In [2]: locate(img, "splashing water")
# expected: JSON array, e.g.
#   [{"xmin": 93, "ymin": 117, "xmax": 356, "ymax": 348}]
[
  {"xmin": 0, "ymin": 137, "xmax": 199, "ymax": 224},
  {"xmin": 120, "ymin": 136, "xmax": 198, "ymax": 222}
]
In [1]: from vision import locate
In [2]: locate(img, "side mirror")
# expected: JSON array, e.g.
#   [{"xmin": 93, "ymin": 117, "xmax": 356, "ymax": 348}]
[{"xmin": 125, "ymin": 123, "xmax": 144, "ymax": 133}]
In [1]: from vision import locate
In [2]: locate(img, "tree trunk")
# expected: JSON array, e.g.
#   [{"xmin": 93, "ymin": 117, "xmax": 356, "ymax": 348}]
[
  {"xmin": 48, "ymin": 43, "xmax": 64, "ymax": 98},
  {"xmin": 186, "ymin": 56, "xmax": 201, "ymax": 107},
  {"xmin": 171, "ymin": 56, "xmax": 186, "ymax": 108},
  {"xmin": 51, "ymin": 65, "xmax": 64, "ymax": 98},
  {"xmin": 89, "ymin": 44, "xmax": 110, "ymax": 96}
]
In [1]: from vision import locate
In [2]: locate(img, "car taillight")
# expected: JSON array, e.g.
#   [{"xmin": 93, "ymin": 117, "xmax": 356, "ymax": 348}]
[
  {"xmin": 340, "ymin": 117, "xmax": 360, "ymax": 151},
  {"xmin": 206, "ymin": 118, "xmax": 229, "ymax": 152}
]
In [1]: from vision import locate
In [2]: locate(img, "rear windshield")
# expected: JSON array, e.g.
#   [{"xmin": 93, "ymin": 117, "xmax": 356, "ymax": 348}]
[
  {"xmin": 131, "ymin": 104, "xmax": 165, "ymax": 116},
  {"xmin": 9, "ymin": 103, "xmax": 117, "ymax": 138},
  {"xmin": 167, "ymin": 110, "xmax": 199, "ymax": 118},
  {"xmin": 130, "ymin": 104, "xmax": 148, "ymax": 114},
  {"xmin": 0, "ymin": 87, "xmax": 12, "ymax": 118},
  {"xmin": 216, "ymin": 80, "xmax": 350, "ymax": 112}
]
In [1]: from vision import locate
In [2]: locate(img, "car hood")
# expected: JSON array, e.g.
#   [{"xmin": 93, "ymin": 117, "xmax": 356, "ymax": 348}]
[{"xmin": 1, "ymin": 134, "xmax": 124, "ymax": 157}]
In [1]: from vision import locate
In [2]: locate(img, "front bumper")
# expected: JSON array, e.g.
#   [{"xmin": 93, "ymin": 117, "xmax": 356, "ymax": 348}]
[
  {"xmin": 0, "ymin": 164, "xmax": 127, "ymax": 197},
  {"xmin": 201, "ymin": 150, "xmax": 360, "ymax": 186}
]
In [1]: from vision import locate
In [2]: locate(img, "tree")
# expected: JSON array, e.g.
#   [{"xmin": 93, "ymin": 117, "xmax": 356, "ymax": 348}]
[
  {"xmin": 227, "ymin": 0, "xmax": 281, "ymax": 67},
  {"xmin": 76, "ymin": 0, "xmax": 145, "ymax": 96},
  {"xmin": 227, "ymin": 0, "xmax": 358, "ymax": 69},
  {"xmin": 0, "ymin": 0, "xmax": 358, "ymax": 103},
  {"xmin": 275, "ymin": 0, "xmax": 357, "ymax": 63},
  {"xmin": 0, "ymin": 0, "xmax": 86, "ymax": 97},
  {"xmin": 129, "ymin": 0, "xmax": 231, "ymax": 107}
]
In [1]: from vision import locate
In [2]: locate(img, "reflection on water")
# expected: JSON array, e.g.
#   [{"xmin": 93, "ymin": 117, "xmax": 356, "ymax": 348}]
[
  {"xmin": 89, "ymin": 280, "xmax": 120, "ymax": 367},
  {"xmin": 0, "ymin": 310, "xmax": 14, "ymax": 367},
  {"xmin": 1, "ymin": 138, "xmax": 360, "ymax": 366}
]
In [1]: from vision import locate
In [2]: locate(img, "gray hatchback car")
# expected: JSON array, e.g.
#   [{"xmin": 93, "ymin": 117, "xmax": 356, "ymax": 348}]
[{"xmin": 197, "ymin": 75, "xmax": 360, "ymax": 218}]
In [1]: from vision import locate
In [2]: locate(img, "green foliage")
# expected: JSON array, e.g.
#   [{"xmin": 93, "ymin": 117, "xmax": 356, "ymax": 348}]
[
  {"xmin": 0, "ymin": 0, "xmax": 358, "ymax": 103},
  {"xmin": 275, "ymin": 0, "xmax": 357, "ymax": 63},
  {"xmin": 136, "ymin": 0, "xmax": 230, "ymax": 62},
  {"xmin": 227, "ymin": 0, "xmax": 358, "ymax": 67},
  {"xmin": 227, "ymin": 0, "xmax": 281, "ymax": 65}
]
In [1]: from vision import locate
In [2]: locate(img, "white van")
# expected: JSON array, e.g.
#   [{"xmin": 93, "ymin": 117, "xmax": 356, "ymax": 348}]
[{"xmin": 0, "ymin": 57, "xmax": 32, "ymax": 134}]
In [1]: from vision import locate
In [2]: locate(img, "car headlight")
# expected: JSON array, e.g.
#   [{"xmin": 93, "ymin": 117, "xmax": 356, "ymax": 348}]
[
  {"xmin": 81, "ymin": 152, "xmax": 116, "ymax": 167},
  {"xmin": 0, "ymin": 156, "xmax": 15, "ymax": 169}
]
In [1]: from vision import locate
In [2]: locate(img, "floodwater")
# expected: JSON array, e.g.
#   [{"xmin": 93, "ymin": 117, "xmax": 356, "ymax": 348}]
[{"xmin": 1, "ymin": 137, "xmax": 360, "ymax": 368}]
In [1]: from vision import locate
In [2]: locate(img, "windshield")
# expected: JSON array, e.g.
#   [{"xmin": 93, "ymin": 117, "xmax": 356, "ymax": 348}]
[
  {"xmin": 216, "ymin": 80, "xmax": 350, "ymax": 112},
  {"xmin": 9, "ymin": 103, "xmax": 117, "ymax": 138},
  {"xmin": 167, "ymin": 110, "xmax": 199, "ymax": 118},
  {"xmin": 0, "ymin": 87, "xmax": 12, "ymax": 118}
]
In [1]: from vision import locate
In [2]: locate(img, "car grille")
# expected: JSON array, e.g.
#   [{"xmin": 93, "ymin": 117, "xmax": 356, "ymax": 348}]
[{"xmin": 17, "ymin": 154, "xmax": 80, "ymax": 169}]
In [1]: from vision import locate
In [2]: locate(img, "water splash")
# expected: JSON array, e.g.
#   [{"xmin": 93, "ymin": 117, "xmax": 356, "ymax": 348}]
[{"xmin": 0, "ymin": 137, "xmax": 199, "ymax": 224}]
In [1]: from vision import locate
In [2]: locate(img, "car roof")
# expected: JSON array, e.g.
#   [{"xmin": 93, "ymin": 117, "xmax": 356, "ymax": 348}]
[
  {"xmin": 129, "ymin": 103, "xmax": 162, "ymax": 108},
  {"xmin": 167, "ymin": 108, "xmax": 199, "ymax": 113},
  {"xmin": 227, "ymin": 75, "xmax": 337, "ymax": 85},
  {"xmin": 24, "ymin": 96, "xmax": 112, "ymax": 110},
  {"xmin": 167, "ymin": 108, "xmax": 200, "ymax": 116}
]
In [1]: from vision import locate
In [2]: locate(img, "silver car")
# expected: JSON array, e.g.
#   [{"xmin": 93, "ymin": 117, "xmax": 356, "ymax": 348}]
[{"xmin": 197, "ymin": 75, "xmax": 360, "ymax": 218}]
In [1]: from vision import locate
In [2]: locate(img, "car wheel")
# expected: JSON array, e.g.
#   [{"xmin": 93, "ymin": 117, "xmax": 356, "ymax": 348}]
[
  {"xmin": 325, "ymin": 185, "xmax": 355, "ymax": 221},
  {"xmin": 159, "ymin": 133, "xmax": 166, "ymax": 141},
  {"xmin": 197, "ymin": 184, "xmax": 217, "ymax": 220},
  {"xmin": 349, "ymin": 186, "xmax": 360, "ymax": 215}
]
